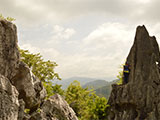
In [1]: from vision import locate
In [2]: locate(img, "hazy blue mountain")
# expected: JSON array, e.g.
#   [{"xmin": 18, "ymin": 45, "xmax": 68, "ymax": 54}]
[
  {"xmin": 82, "ymin": 80, "xmax": 110, "ymax": 90},
  {"xmin": 82, "ymin": 79, "xmax": 118, "ymax": 99},
  {"xmin": 95, "ymin": 80, "xmax": 118, "ymax": 99},
  {"xmin": 55, "ymin": 77, "xmax": 100, "ymax": 89},
  {"xmin": 95, "ymin": 85, "xmax": 112, "ymax": 99}
]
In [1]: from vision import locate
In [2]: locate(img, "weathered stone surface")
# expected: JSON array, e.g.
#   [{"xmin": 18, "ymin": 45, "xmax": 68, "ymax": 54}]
[
  {"xmin": 12, "ymin": 61, "xmax": 47, "ymax": 110},
  {"xmin": 0, "ymin": 19, "xmax": 78, "ymax": 120},
  {"xmin": 0, "ymin": 19, "xmax": 20, "ymax": 80},
  {"xmin": 18, "ymin": 99, "xmax": 25, "ymax": 120},
  {"xmin": 0, "ymin": 19, "xmax": 46, "ymax": 111},
  {"xmin": 30, "ymin": 94, "xmax": 78, "ymax": 120},
  {"xmin": 0, "ymin": 74, "xmax": 19, "ymax": 120},
  {"xmin": 107, "ymin": 25, "xmax": 160, "ymax": 120}
]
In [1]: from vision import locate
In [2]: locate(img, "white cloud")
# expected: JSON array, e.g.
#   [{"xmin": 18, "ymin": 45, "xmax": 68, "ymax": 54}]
[
  {"xmin": 1, "ymin": 0, "xmax": 160, "ymax": 27},
  {"xmin": 83, "ymin": 23, "xmax": 134, "ymax": 55},
  {"xmin": 64, "ymin": 28, "xmax": 76, "ymax": 39},
  {"xmin": 138, "ymin": 0, "xmax": 151, "ymax": 4},
  {"xmin": 20, "ymin": 44, "xmax": 60, "ymax": 61},
  {"xmin": 84, "ymin": 23, "xmax": 131, "ymax": 44},
  {"xmin": 48, "ymin": 25, "xmax": 76, "ymax": 44},
  {"xmin": 4, "ymin": 0, "xmax": 160, "ymax": 80},
  {"xmin": 55, "ymin": 22, "xmax": 136, "ymax": 79},
  {"xmin": 53, "ymin": 25, "xmax": 65, "ymax": 33}
]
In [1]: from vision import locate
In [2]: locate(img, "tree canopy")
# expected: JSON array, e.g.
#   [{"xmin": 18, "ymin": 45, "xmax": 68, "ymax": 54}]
[
  {"xmin": 20, "ymin": 49, "xmax": 61, "ymax": 82},
  {"xmin": 20, "ymin": 49, "xmax": 62, "ymax": 98},
  {"xmin": 65, "ymin": 81, "xmax": 108, "ymax": 120}
]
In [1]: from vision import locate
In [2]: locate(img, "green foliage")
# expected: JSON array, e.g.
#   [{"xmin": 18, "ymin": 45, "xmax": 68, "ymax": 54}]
[
  {"xmin": 20, "ymin": 49, "xmax": 63, "ymax": 98},
  {"xmin": 51, "ymin": 84, "xmax": 64, "ymax": 95},
  {"xmin": 65, "ymin": 81, "xmax": 108, "ymax": 120},
  {"xmin": 6, "ymin": 17, "xmax": 16, "ymax": 22},
  {"xmin": 65, "ymin": 81, "xmax": 90, "ymax": 117},
  {"xmin": 43, "ymin": 81, "xmax": 64, "ymax": 98},
  {"xmin": 116, "ymin": 71, "xmax": 123, "ymax": 85},
  {"xmin": 36, "ymin": 108, "xmax": 41, "ymax": 113},
  {"xmin": 116, "ymin": 64, "xmax": 124, "ymax": 85},
  {"xmin": 43, "ymin": 81, "xmax": 54, "ymax": 97},
  {"xmin": 24, "ymin": 109, "xmax": 30, "ymax": 114},
  {"xmin": 0, "ymin": 14, "xmax": 5, "ymax": 20},
  {"xmin": 88, "ymin": 96, "xmax": 108, "ymax": 120},
  {"xmin": 0, "ymin": 14, "xmax": 16, "ymax": 22},
  {"xmin": 20, "ymin": 49, "xmax": 61, "ymax": 82}
]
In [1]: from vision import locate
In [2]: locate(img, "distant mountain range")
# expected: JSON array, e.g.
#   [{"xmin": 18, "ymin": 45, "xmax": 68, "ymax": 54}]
[
  {"xmin": 82, "ymin": 80, "xmax": 110, "ymax": 90},
  {"xmin": 82, "ymin": 79, "xmax": 118, "ymax": 99},
  {"xmin": 95, "ymin": 84, "xmax": 112, "ymax": 99},
  {"xmin": 55, "ymin": 76, "xmax": 118, "ymax": 99},
  {"xmin": 55, "ymin": 77, "xmax": 115, "ymax": 89}
]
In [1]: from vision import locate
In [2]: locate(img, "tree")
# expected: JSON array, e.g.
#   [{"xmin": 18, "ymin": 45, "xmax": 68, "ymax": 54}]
[
  {"xmin": 65, "ymin": 81, "xmax": 90, "ymax": 117},
  {"xmin": 43, "ymin": 82, "xmax": 64, "ymax": 97},
  {"xmin": 116, "ymin": 71, "xmax": 123, "ymax": 85},
  {"xmin": 20, "ymin": 49, "xmax": 62, "ymax": 97},
  {"xmin": 65, "ymin": 81, "xmax": 108, "ymax": 120},
  {"xmin": 84, "ymin": 92, "xmax": 109, "ymax": 120},
  {"xmin": 20, "ymin": 49, "xmax": 61, "ymax": 82},
  {"xmin": 88, "ymin": 96, "xmax": 109, "ymax": 120},
  {"xmin": 116, "ymin": 64, "xmax": 124, "ymax": 85}
]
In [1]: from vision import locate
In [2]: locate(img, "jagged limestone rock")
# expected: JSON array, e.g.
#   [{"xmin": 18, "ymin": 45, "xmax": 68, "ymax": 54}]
[
  {"xmin": 18, "ymin": 99, "xmax": 25, "ymax": 120},
  {"xmin": 30, "ymin": 94, "xmax": 78, "ymax": 120},
  {"xmin": 107, "ymin": 25, "xmax": 160, "ymax": 120},
  {"xmin": 0, "ymin": 19, "xmax": 46, "ymax": 111},
  {"xmin": 0, "ymin": 19, "xmax": 78, "ymax": 120},
  {"xmin": 0, "ymin": 19, "xmax": 20, "ymax": 80},
  {"xmin": 12, "ymin": 61, "xmax": 47, "ymax": 111},
  {"xmin": 0, "ymin": 74, "xmax": 19, "ymax": 120}
]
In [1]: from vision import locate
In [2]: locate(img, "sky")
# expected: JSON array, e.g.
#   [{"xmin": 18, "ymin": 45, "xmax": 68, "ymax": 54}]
[{"xmin": 1, "ymin": 0, "xmax": 160, "ymax": 81}]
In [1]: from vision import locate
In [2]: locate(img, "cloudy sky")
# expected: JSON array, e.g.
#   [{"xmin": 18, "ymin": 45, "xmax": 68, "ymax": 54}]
[{"xmin": 1, "ymin": 0, "xmax": 160, "ymax": 80}]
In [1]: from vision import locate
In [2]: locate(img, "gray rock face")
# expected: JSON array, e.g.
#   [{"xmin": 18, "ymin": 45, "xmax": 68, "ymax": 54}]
[
  {"xmin": 12, "ymin": 61, "xmax": 47, "ymax": 110},
  {"xmin": 18, "ymin": 99, "xmax": 25, "ymax": 120},
  {"xmin": 0, "ymin": 19, "xmax": 20, "ymax": 80},
  {"xmin": 0, "ymin": 19, "xmax": 46, "ymax": 111},
  {"xmin": 107, "ymin": 25, "xmax": 160, "ymax": 120},
  {"xmin": 30, "ymin": 94, "xmax": 78, "ymax": 120},
  {"xmin": 0, "ymin": 19, "xmax": 78, "ymax": 120},
  {"xmin": 0, "ymin": 74, "xmax": 19, "ymax": 120}
]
